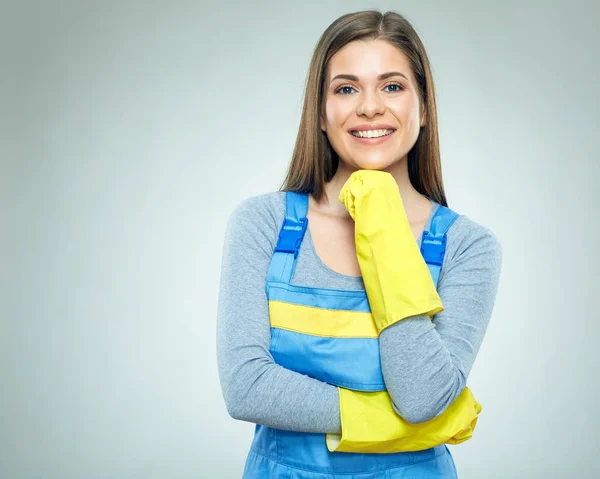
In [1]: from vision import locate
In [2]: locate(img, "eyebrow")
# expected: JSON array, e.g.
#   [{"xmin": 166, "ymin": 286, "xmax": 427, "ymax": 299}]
[{"xmin": 329, "ymin": 71, "xmax": 409, "ymax": 84}]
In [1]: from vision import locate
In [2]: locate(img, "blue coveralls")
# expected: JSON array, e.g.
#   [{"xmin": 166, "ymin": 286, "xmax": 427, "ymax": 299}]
[{"xmin": 242, "ymin": 191, "xmax": 460, "ymax": 478}]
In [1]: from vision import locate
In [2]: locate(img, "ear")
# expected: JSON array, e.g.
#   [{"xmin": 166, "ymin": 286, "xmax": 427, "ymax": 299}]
[
  {"xmin": 320, "ymin": 114, "xmax": 327, "ymax": 132},
  {"xmin": 420, "ymin": 106, "xmax": 427, "ymax": 127}
]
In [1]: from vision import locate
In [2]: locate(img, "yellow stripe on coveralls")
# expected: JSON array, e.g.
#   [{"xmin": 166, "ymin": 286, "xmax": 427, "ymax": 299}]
[{"xmin": 269, "ymin": 300, "xmax": 378, "ymax": 338}]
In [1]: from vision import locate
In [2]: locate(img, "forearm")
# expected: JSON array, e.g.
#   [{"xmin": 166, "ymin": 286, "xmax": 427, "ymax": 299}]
[
  {"xmin": 379, "ymin": 315, "xmax": 466, "ymax": 424},
  {"xmin": 217, "ymin": 339, "xmax": 341, "ymax": 433}
]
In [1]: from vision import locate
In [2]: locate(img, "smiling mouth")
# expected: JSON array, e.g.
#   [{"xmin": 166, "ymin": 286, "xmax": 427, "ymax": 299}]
[{"xmin": 349, "ymin": 129, "xmax": 396, "ymax": 138}]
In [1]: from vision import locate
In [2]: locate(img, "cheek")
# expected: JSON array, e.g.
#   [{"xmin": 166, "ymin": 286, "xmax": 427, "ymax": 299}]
[
  {"xmin": 326, "ymin": 107, "xmax": 337, "ymax": 127},
  {"xmin": 390, "ymin": 97, "xmax": 421, "ymax": 132},
  {"xmin": 325, "ymin": 98, "xmax": 350, "ymax": 127}
]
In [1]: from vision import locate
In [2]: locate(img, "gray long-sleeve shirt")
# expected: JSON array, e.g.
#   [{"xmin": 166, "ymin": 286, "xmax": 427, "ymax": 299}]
[{"xmin": 216, "ymin": 191, "xmax": 502, "ymax": 432}]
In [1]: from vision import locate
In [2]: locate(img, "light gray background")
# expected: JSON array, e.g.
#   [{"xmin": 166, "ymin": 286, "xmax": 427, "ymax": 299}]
[{"xmin": 1, "ymin": 1, "xmax": 598, "ymax": 478}]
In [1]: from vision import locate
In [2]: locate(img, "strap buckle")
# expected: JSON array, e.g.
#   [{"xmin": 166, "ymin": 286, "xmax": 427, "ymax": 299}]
[
  {"xmin": 274, "ymin": 217, "xmax": 308, "ymax": 258},
  {"xmin": 420, "ymin": 231, "xmax": 447, "ymax": 266}
]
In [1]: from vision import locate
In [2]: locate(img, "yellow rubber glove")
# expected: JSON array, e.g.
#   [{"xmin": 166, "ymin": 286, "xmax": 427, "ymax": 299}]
[
  {"xmin": 326, "ymin": 387, "xmax": 482, "ymax": 453},
  {"xmin": 338, "ymin": 169, "xmax": 444, "ymax": 333},
  {"xmin": 326, "ymin": 170, "xmax": 482, "ymax": 453}
]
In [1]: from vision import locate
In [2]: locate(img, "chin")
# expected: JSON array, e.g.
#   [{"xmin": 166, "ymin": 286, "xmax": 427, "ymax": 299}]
[{"xmin": 352, "ymin": 160, "xmax": 395, "ymax": 171}]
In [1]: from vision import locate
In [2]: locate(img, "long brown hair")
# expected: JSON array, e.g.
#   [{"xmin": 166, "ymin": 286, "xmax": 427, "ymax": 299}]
[{"xmin": 279, "ymin": 9, "xmax": 448, "ymax": 207}]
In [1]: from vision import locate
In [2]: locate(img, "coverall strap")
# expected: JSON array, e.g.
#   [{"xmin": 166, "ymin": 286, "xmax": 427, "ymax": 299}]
[
  {"xmin": 267, "ymin": 191, "xmax": 309, "ymax": 284},
  {"xmin": 421, "ymin": 205, "xmax": 459, "ymax": 287}
]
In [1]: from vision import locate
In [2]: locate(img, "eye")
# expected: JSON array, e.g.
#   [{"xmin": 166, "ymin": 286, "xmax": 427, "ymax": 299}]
[
  {"xmin": 334, "ymin": 82, "xmax": 406, "ymax": 95},
  {"xmin": 334, "ymin": 85, "xmax": 356, "ymax": 95},
  {"xmin": 384, "ymin": 82, "xmax": 405, "ymax": 92}
]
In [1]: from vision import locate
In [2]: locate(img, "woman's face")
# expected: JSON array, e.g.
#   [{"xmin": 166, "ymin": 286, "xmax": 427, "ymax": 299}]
[{"xmin": 321, "ymin": 39, "xmax": 426, "ymax": 172}]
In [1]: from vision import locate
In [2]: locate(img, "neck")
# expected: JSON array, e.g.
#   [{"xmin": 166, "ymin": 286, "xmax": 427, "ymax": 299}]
[{"xmin": 312, "ymin": 156, "xmax": 428, "ymax": 221}]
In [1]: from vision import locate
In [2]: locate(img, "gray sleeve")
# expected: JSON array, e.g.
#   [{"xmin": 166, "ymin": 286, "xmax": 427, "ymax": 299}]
[
  {"xmin": 216, "ymin": 195, "xmax": 341, "ymax": 433},
  {"xmin": 379, "ymin": 216, "xmax": 503, "ymax": 424}
]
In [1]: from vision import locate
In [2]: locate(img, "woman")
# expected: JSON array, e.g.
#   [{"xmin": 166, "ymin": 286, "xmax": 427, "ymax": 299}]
[{"xmin": 217, "ymin": 9, "xmax": 502, "ymax": 478}]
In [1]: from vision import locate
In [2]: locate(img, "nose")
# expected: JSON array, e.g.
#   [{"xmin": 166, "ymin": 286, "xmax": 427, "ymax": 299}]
[{"xmin": 357, "ymin": 89, "xmax": 385, "ymax": 117}]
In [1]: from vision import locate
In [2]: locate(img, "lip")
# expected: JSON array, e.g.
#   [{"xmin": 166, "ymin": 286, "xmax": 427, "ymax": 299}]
[
  {"xmin": 348, "ymin": 129, "xmax": 396, "ymax": 145},
  {"xmin": 348, "ymin": 123, "xmax": 397, "ymax": 132}
]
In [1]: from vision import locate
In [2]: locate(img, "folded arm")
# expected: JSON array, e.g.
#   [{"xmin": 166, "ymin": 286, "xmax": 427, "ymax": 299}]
[
  {"xmin": 380, "ymin": 226, "xmax": 502, "ymax": 423},
  {"xmin": 339, "ymin": 170, "xmax": 502, "ymax": 424},
  {"xmin": 216, "ymin": 197, "xmax": 341, "ymax": 433}
]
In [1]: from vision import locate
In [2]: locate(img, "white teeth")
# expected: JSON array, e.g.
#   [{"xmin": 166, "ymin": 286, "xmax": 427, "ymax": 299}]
[{"xmin": 351, "ymin": 129, "xmax": 394, "ymax": 138}]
